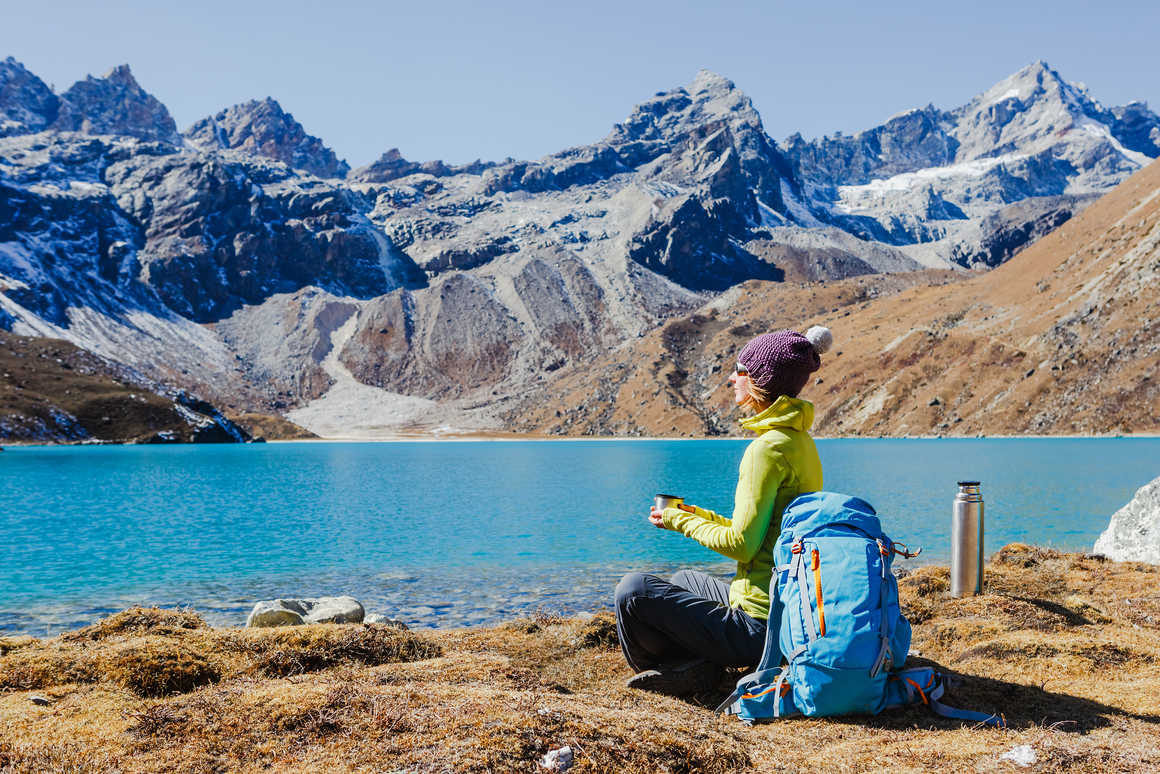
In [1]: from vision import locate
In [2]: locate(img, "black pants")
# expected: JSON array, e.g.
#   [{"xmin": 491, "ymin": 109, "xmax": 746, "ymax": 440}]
[{"xmin": 614, "ymin": 569, "xmax": 767, "ymax": 672}]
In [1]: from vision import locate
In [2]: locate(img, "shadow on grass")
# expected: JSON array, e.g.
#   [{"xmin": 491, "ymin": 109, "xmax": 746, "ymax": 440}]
[
  {"xmin": 695, "ymin": 656, "xmax": 1160, "ymax": 732},
  {"xmin": 1009, "ymin": 595, "xmax": 1096, "ymax": 627}
]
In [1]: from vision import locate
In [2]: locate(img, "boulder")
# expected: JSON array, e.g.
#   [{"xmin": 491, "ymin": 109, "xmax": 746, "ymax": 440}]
[
  {"xmin": 303, "ymin": 596, "xmax": 365, "ymax": 624},
  {"xmin": 1093, "ymin": 476, "xmax": 1160, "ymax": 564},
  {"xmin": 246, "ymin": 596, "xmax": 365, "ymax": 627},
  {"xmin": 247, "ymin": 601, "xmax": 306, "ymax": 627}
]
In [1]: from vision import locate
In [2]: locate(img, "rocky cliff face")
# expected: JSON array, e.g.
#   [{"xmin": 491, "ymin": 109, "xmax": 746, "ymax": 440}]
[
  {"xmin": 104, "ymin": 146, "xmax": 422, "ymax": 321},
  {"xmin": 184, "ymin": 98, "xmax": 350, "ymax": 179}
]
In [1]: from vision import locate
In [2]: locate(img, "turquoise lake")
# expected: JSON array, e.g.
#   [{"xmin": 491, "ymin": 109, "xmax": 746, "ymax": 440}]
[{"xmin": 2, "ymin": 438, "xmax": 1157, "ymax": 636}]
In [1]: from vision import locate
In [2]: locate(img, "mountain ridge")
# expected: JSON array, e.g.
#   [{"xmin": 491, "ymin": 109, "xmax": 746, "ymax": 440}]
[{"xmin": 1, "ymin": 58, "xmax": 1157, "ymax": 439}]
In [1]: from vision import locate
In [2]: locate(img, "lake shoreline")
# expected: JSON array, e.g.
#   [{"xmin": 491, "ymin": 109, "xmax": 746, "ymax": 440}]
[{"xmin": 5, "ymin": 430, "xmax": 1160, "ymax": 447}]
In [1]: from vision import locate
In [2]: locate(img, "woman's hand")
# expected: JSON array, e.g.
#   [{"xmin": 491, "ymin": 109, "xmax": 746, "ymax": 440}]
[{"xmin": 649, "ymin": 507, "xmax": 667, "ymax": 529}]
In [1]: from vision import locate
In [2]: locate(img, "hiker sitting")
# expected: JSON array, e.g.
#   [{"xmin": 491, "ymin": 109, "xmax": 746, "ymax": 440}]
[{"xmin": 615, "ymin": 327, "xmax": 831, "ymax": 696}]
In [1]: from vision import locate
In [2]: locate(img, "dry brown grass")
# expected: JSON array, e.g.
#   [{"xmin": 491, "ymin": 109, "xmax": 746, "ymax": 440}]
[
  {"xmin": 3, "ymin": 548, "xmax": 1160, "ymax": 773},
  {"xmin": 228, "ymin": 412, "xmax": 318, "ymax": 441}
]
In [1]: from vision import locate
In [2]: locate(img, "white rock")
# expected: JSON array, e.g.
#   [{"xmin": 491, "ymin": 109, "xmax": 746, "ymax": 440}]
[
  {"xmin": 246, "ymin": 596, "xmax": 365, "ymax": 627},
  {"xmin": 246, "ymin": 600, "xmax": 307, "ymax": 627},
  {"xmin": 539, "ymin": 745, "xmax": 574, "ymax": 772},
  {"xmin": 1093, "ymin": 476, "xmax": 1160, "ymax": 564},
  {"xmin": 999, "ymin": 744, "xmax": 1037, "ymax": 767},
  {"xmin": 303, "ymin": 595, "xmax": 365, "ymax": 624}
]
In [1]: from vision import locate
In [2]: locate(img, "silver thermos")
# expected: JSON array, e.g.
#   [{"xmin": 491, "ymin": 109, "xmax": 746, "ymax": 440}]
[{"xmin": 951, "ymin": 481, "xmax": 984, "ymax": 597}]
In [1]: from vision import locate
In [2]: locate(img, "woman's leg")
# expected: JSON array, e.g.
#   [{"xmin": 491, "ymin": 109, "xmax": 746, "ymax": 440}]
[
  {"xmin": 669, "ymin": 569, "xmax": 731, "ymax": 606},
  {"xmin": 615, "ymin": 571, "xmax": 766, "ymax": 673}
]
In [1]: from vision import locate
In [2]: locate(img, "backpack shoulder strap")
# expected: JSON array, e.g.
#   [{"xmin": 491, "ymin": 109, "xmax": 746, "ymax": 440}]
[{"xmin": 928, "ymin": 680, "xmax": 1006, "ymax": 727}]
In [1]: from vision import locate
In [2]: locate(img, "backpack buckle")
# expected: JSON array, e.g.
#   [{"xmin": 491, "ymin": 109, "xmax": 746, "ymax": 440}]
[
  {"xmin": 892, "ymin": 543, "xmax": 923, "ymax": 559},
  {"xmin": 791, "ymin": 541, "xmax": 803, "ymax": 554}
]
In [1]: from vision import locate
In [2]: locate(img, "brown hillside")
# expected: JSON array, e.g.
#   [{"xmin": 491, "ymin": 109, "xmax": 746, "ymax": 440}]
[
  {"xmin": 0, "ymin": 332, "xmax": 313, "ymax": 443},
  {"xmin": 511, "ymin": 159, "xmax": 1160, "ymax": 437},
  {"xmin": 0, "ymin": 332, "xmax": 186, "ymax": 442}
]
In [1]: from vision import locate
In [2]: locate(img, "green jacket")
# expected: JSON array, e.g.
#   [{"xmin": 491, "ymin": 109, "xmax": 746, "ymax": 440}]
[{"xmin": 662, "ymin": 396, "xmax": 823, "ymax": 620}]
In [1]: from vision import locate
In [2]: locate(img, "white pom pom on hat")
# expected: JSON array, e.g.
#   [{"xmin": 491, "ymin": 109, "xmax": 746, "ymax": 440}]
[{"xmin": 804, "ymin": 325, "xmax": 833, "ymax": 355}]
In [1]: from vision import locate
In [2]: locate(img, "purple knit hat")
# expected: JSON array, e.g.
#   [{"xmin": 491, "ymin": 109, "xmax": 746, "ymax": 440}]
[{"xmin": 737, "ymin": 326, "xmax": 833, "ymax": 398}]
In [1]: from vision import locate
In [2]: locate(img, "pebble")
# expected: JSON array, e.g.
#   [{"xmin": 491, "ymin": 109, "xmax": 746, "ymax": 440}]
[{"xmin": 540, "ymin": 746, "xmax": 574, "ymax": 772}]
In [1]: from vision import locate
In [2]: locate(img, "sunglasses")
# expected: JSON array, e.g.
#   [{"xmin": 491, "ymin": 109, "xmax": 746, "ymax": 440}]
[{"xmin": 734, "ymin": 363, "xmax": 749, "ymax": 376}]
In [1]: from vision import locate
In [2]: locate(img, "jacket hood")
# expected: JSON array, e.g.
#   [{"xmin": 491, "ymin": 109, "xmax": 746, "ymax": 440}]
[{"xmin": 739, "ymin": 395, "xmax": 814, "ymax": 434}]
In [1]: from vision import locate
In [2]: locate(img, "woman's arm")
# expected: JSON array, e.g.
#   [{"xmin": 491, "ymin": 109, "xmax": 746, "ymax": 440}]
[{"xmin": 661, "ymin": 441, "xmax": 786, "ymax": 562}]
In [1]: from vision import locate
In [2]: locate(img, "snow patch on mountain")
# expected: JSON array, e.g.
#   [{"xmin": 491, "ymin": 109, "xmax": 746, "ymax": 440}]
[
  {"xmin": 834, "ymin": 153, "xmax": 1028, "ymax": 212},
  {"xmin": 286, "ymin": 308, "xmax": 445, "ymax": 437}
]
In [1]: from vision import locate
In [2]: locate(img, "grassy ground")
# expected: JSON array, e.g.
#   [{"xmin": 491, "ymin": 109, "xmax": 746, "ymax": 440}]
[{"xmin": 2, "ymin": 545, "xmax": 1159, "ymax": 773}]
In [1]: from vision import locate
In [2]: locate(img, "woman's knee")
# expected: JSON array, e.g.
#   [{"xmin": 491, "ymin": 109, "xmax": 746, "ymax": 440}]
[
  {"xmin": 670, "ymin": 569, "xmax": 698, "ymax": 590},
  {"xmin": 615, "ymin": 572, "xmax": 653, "ymax": 608}
]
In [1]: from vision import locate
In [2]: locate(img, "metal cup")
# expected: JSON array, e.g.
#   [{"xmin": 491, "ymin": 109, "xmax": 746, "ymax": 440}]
[{"xmin": 654, "ymin": 493, "xmax": 684, "ymax": 512}]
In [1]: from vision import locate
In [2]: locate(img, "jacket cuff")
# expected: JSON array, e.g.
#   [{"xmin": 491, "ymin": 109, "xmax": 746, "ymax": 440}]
[{"xmin": 661, "ymin": 504, "xmax": 701, "ymax": 530}]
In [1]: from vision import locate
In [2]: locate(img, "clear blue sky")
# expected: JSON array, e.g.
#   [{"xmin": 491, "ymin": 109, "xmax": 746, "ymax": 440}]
[{"xmin": 4, "ymin": 0, "xmax": 1158, "ymax": 167}]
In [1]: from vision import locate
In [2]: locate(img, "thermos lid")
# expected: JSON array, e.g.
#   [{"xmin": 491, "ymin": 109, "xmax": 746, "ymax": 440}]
[{"xmin": 957, "ymin": 480, "xmax": 981, "ymax": 487}]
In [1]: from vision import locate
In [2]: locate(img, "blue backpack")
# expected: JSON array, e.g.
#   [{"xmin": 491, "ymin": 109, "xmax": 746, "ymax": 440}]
[{"xmin": 716, "ymin": 491, "xmax": 1002, "ymax": 727}]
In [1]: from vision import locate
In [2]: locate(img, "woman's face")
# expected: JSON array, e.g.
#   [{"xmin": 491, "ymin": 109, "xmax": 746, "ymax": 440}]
[{"xmin": 728, "ymin": 365, "xmax": 752, "ymax": 406}]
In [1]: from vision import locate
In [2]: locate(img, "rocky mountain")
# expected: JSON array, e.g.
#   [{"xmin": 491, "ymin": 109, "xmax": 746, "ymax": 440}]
[
  {"xmin": 184, "ymin": 97, "xmax": 350, "ymax": 178},
  {"xmin": 1, "ymin": 61, "xmax": 181, "ymax": 145},
  {"xmin": 51, "ymin": 64, "xmax": 180, "ymax": 144},
  {"xmin": 784, "ymin": 61, "xmax": 1160, "ymax": 268},
  {"xmin": 513, "ymin": 157, "xmax": 1160, "ymax": 437},
  {"xmin": 0, "ymin": 58, "xmax": 1157, "ymax": 439}
]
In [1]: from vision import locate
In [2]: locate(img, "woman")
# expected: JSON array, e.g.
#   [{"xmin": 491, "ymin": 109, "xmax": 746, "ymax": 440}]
[{"xmin": 615, "ymin": 326, "xmax": 831, "ymax": 696}]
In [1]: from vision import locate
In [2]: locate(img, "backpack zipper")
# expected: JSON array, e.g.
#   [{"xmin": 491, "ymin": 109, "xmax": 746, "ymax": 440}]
[{"xmin": 811, "ymin": 547, "xmax": 826, "ymax": 637}]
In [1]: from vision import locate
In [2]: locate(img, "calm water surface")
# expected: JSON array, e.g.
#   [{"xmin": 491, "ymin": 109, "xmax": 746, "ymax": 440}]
[{"xmin": 2, "ymin": 438, "xmax": 1156, "ymax": 635}]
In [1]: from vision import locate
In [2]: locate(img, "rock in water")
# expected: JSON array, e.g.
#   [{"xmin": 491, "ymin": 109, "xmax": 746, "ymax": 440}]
[
  {"xmin": 1094, "ymin": 476, "xmax": 1160, "ymax": 564},
  {"xmin": 246, "ymin": 596, "xmax": 365, "ymax": 627}
]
